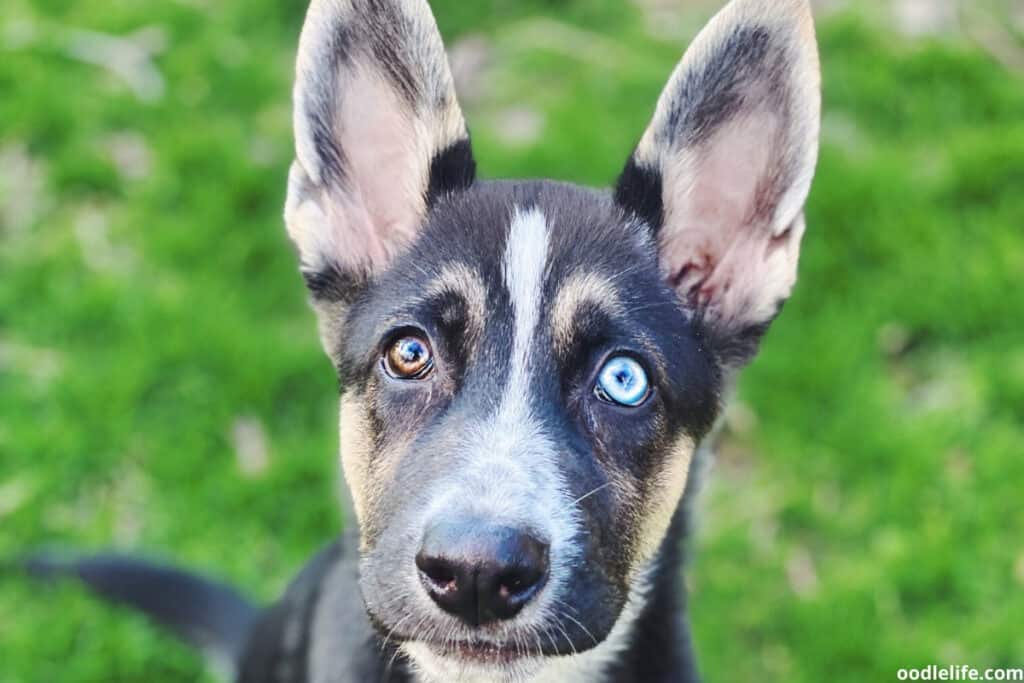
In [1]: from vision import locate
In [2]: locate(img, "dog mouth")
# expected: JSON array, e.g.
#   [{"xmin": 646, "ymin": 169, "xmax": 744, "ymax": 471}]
[{"xmin": 425, "ymin": 638, "xmax": 537, "ymax": 665}]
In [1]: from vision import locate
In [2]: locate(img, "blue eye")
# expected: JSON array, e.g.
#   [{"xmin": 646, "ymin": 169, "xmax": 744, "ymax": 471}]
[{"xmin": 595, "ymin": 356, "xmax": 650, "ymax": 407}]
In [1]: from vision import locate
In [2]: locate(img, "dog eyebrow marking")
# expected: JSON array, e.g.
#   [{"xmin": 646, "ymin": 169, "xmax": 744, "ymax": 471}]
[
  {"xmin": 551, "ymin": 270, "xmax": 626, "ymax": 353},
  {"xmin": 503, "ymin": 206, "xmax": 550, "ymax": 409},
  {"xmin": 425, "ymin": 263, "xmax": 487, "ymax": 345}
]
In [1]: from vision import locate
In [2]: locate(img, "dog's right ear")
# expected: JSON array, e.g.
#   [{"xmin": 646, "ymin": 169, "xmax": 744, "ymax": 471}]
[{"xmin": 285, "ymin": 0, "xmax": 475, "ymax": 303}]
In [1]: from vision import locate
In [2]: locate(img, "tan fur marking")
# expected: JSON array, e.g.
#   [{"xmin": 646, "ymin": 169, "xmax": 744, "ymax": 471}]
[
  {"xmin": 425, "ymin": 263, "xmax": 487, "ymax": 348},
  {"xmin": 550, "ymin": 271, "xmax": 625, "ymax": 353},
  {"xmin": 634, "ymin": 434, "xmax": 696, "ymax": 565},
  {"xmin": 341, "ymin": 391, "xmax": 428, "ymax": 548},
  {"xmin": 311, "ymin": 298, "xmax": 346, "ymax": 366},
  {"xmin": 338, "ymin": 394, "xmax": 372, "ymax": 525}
]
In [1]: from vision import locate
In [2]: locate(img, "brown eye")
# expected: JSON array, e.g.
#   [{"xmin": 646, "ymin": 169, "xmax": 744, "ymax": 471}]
[{"xmin": 384, "ymin": 335, "xmax": 434, "ymax": 379}]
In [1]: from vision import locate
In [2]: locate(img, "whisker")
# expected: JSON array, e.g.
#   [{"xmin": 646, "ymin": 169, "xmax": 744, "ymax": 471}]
[
  {"xmin": 405, "ymin": 612, "xmax": 433, "ymax": 653},
  {"xmin": 551, "ymin": 596, "xmax": 582, "ymax": 615},
  {"xmin": 385, "ymin": 635, "xmax": 407, "ymax": 675},
  {"xmin": 552, "ymin": 613, "xmax": 578, "ymax": 657},
  {"xmin": 542, "ymin": 623, "xmax": 561, "ymax": 655},
  {"xmin": 528, "ymin": 623, "xmax": 546, "ymax": 658},
  {"xmin": 570, "ymin": 482, "xmax": 611, "ymax": 507},
  {"xmin": 380, "ymin": 612, "xmax": 413, "ymax": 653},
  {"xmin": 561, "ymin": 612, "xmax": 599, "ymax": 647},
  {"xmin": 441, "ymin": 620, "xmax": 459, "ymax": 659}
]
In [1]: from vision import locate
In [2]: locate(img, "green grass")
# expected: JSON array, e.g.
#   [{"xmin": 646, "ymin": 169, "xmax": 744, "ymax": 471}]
[{"xmin": 2, "ymin": 1, "xmax": 1022, "ymax": 681}]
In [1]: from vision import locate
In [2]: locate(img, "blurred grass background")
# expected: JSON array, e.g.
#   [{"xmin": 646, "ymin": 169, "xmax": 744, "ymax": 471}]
[{"xmin": 1, "ymin": 0, "xmax": 1022, "ymax": 681}]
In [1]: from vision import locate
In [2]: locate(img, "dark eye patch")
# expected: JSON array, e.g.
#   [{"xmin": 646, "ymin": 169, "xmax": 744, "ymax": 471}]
[
  {"xmin": 554, "ymin": 295, "xmax": 720, "ymax": 443},
  {"xmin": 555, "ymin": 301, "xmax": 617, "ymax": 385},
  {"xmin": 555, "ymin": 302, "xmax": 668, "ymax": 393},
  {"xmin": 366, "ymin": 288, "xmax": 481, "ymax": 391}
]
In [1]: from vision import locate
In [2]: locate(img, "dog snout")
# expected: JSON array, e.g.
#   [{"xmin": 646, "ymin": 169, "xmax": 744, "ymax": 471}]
[{"xmin": 415, "ymin": 519, "xmax": 549, "ymax": 627}]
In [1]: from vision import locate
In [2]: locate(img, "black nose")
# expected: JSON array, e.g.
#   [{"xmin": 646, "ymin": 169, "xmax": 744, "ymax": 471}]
[{"xmin": 415, "ymin": 520, "xmax": 549, "ymax": 627}]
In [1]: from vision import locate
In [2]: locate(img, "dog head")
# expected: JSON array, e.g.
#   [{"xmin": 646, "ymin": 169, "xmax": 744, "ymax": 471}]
[{"xmin": 285, "ymin": 0, "xmax": 820, "ymax": 680}]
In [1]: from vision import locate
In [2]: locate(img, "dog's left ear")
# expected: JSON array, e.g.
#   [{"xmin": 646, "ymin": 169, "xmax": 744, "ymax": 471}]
[
  {"xmin": 286, "ymin": 0, "xmax": 475, "ymax": 302},
  {"xmin": 615, "ymin": 0, "xmax": 820, "ymax": 364}
]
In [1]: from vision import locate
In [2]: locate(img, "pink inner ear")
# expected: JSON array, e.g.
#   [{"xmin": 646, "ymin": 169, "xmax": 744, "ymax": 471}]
[
  {"xmin": 326, "ymin": 70, "xmax": 429, "ymax": 273},
  {"xmin": 660, "ymin": 110, "xmax": 801, "ymax": 329}
]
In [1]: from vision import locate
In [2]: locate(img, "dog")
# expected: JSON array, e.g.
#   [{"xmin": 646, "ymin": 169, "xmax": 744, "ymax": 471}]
[{"xmin": 24, "ymin": 0, "xmax": 821, "ymax": 680}]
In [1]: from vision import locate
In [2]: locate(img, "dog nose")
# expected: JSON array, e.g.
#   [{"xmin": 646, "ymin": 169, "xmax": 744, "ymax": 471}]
[{"xmin": 415, "ymin": 520, "xmax": 549, "ymax": 626}]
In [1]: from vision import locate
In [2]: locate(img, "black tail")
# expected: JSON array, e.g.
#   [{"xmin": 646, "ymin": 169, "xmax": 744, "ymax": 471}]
[{"xmin": 21, "ymin": 553, "xmax": 260, "ymax": 679}]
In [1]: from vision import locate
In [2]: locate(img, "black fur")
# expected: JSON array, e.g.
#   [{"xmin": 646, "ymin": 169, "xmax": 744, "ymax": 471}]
[
  {"xmin": 304, "ymin": 261, "xmax": 366, "ymax": 304},
  {"xmin": 24, "ymin": 553, "xmax": 258, "ymax": 667},
  {"xmin": 238, "ymin": 543, "xmax": 346, "ymax": 683},
  {"xmin": 426, "ymin": 137, "xmax": 477, "ymax": 207},
  {"xmin": 614, "ymin": 154, "xmax": 664, "ymax": 233},
  {"xmin": 703, "ymin": 303, "xmax": 783, "ymax": 368}
]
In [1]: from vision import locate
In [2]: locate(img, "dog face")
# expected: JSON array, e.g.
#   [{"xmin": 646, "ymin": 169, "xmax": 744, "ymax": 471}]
[
  {"xmin": 285, "ymin": 0, "xmax": 819, "ymax": 680},
  {"xmin": 335, "ymin": 183, "xmax": 722, "ymax": 678}
]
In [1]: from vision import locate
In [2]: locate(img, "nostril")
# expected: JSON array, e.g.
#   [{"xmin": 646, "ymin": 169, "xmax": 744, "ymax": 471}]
[
  {"xmin": 495, "ymin": 567, "xmax": 545, "ymax": 607},
  {"xmin": 497, "ymin": 566, "xmax": 544, "ymax": 597},
  {"xmin": 415, "ymin": 554, "xmax": 459, "ymax": 594}
]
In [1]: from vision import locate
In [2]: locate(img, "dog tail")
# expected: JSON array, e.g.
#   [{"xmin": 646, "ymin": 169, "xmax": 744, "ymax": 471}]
[{"xmin": 18, "ymin": 552, "xmax": 260, "ymax": 679}]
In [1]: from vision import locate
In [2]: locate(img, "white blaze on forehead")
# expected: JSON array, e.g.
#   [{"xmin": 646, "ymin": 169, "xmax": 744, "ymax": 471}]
[
  {"xmin": 420, "ymin": 205, "xmax": 554, "ymax": 522},
  {"xmin": 503, "ymin": 205, "xmax": 550, "ymax": 408},
  {"xmin": 442, "ymin": 205, "xmax": 555, "ymax": 509}
]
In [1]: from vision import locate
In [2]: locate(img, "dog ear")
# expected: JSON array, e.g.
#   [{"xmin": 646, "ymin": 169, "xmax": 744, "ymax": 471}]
[
  {"xmin": 286, "ymin": 0, "xmax": 475, "ymax": 302},
  {"xmin": 615, "ymin": 0, "xmax": 820, "ymax": 365}
]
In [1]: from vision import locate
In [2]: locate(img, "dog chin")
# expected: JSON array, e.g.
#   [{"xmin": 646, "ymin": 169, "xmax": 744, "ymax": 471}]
[{"xmin": 401, "ymin": 640, "xmax": 550, "ymax": 683}]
